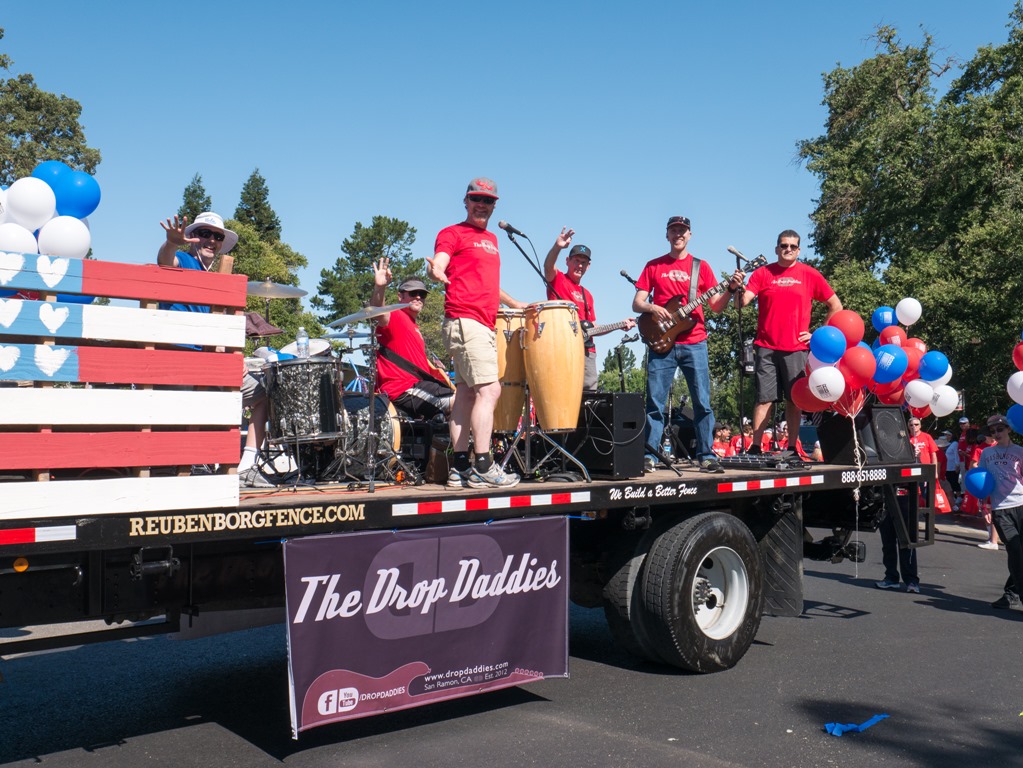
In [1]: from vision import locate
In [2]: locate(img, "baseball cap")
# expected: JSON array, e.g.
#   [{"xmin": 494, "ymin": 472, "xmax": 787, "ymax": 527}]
[
  {"xmin": 397, "ymin": 278, "xmax": 430, "ymax": 294},
  {"xmin": 666, "ymin": 215, "xmax": 691, "ymax": 230},
  {"xmin": 958, "ymin": 416, "xmax": 970, "ymax": 424},
  {"xmin": 466, "ymin": 177, "xmax": 499, "ymax": 199},
  {"xmin": 987, "ymin": 414, "xmax": 1009, "ymax": 429},
  {"xmin": 569, "ymin": 244, "xmax": 591, "ymax": 261}
]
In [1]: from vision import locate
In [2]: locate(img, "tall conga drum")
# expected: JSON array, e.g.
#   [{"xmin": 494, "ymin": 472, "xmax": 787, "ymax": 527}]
[
  {"xmin": 522, "ymin": 300, "xmax": 584, "ymax": 431},
  {"xmin": 494, "ymin": 308, "xmax": 526, "ymax": 433}
]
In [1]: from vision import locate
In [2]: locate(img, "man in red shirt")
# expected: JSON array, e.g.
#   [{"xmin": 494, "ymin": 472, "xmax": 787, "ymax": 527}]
[
  {"xmin": 736, "ymin": 230, "xmax": 841, "ymax": 454},
  {"xmin": 907, "ymin": 417, "xmax": 939, "ymax": 467},
  {"xmin": 632, "ymin": 215, "xmax": 744, "ymax": 473},
  {"xmin": 544, "ymin": 228, "xmax": 635, "ymax": 390},
  {"xmin": 371, "ymin": 261, "xmax": 453, "ymax": 420},
  {"xmin": 428, "ymin": 177, "xmax": 525, "ymax": 489}
]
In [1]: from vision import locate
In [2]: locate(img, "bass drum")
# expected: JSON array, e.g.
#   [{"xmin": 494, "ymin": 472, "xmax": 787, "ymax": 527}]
[{"xmin": 342, "ymin": 394, "xmax": 402, "ymax": 477}]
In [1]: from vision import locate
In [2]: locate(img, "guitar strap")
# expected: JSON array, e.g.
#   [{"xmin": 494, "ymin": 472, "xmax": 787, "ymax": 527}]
[
  {"xmin": 689, "ymin": 257, "xmax": 701, "ymax": 304},
  {"xmin": 379, "ymin": 346, "xmax": 454, "ymax": 391}
]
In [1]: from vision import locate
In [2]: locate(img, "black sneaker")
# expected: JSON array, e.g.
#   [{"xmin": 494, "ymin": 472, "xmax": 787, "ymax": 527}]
[
  {"xmin": 747, "ymin": 445, "xmax": 762, "ymax": 456},
  {"xmin": 991, "ymin": 593, "xmax": 1021, "ymax": 610},
  {"xmin": 699, "ymin": 457, "xmax": 724, "ymax": 474}
]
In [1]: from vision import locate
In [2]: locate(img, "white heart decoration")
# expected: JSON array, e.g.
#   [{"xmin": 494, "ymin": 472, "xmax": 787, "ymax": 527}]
[
  {"xmin": 34, "ymin": 345, "xmax": 70, "ymax": 377},
  {"xmin": 39, "ymin": 303, "xmax": 69, "ymax": 334},
  {"xmin": 0, "ymin": 298, "xmax": 22, "ymax": 328},
  {"xmin": 0, "ymin": 345, "xmax": 21, "ymax": 372},
  {"xmin": 36, "ymin": 255, "xmax": 69, "ymax": 289},
  {"xmin": 0, "ymin": 251, "xmax": 25, "ymax": 286}
]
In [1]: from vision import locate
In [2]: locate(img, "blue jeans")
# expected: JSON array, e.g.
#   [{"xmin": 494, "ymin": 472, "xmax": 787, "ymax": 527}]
[{"xmin": 645, "ymin": 341, "xmax": 714, "ymax": 461}]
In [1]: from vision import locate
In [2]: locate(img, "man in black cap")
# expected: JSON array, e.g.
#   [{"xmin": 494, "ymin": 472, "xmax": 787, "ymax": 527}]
[
  {"xmin": 371, "ymin": 258, "xmax": 454, "ymax": 420},
  {"xmin": 978, "ymin": 414, "xmax": 1023, "ymax": 609},
  {"xmin": 544, "ymin": 227, "xmax": 636, "ymax": 390}
]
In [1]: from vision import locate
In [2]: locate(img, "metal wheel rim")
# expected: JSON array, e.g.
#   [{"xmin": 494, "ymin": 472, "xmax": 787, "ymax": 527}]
[{"xmin": 691, "ymin": 546, "xmax": 749, "ymax": 640}]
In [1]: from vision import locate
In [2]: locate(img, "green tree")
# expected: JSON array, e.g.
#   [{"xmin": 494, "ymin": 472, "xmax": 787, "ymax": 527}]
[
  {"xmin": 234, "ymin": 168, "xmax": 281, "ymax": 242},
  {"xmin": 0, "ymin": 27, "xmax": 101, "ymax": 184},
  {"xmin": 178, "ymin": 173, "xmax": 212, "ymax": 222}
]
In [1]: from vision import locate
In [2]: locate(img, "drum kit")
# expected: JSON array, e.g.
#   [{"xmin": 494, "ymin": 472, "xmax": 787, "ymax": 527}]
[{"xmin": 245, "ymin": 280, "xmax": 422, "ymax": 490}]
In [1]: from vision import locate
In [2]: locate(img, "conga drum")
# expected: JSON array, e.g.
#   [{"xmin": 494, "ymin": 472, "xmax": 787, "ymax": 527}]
[
  {"xmin": 522, "ymin": 300, "xmax": 584, "ymax": 431},
  {"xmin": 494, "ymin": 308, "xmax": 526, "ymax": 433}
]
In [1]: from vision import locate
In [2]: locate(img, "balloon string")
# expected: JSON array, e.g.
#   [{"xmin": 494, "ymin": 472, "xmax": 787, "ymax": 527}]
[{"xmin": 848, "ymin": 411, "xmax": 865, "ymax": 579}]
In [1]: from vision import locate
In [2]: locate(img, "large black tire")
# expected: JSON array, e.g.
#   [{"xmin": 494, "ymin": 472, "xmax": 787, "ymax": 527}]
[
  {"xmin": 601, "ymin": 527, "xmax": 665, "ymax": 664},
  {"xmin": 640, "ymin": 512, "xmax": 765, "ymax": 672}
]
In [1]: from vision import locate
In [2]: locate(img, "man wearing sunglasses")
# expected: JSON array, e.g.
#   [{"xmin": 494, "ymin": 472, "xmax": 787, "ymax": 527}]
[
  {"xmin": 734, "ymin": 230, "xmax": 841, "ymax": 454},
  {"xmin": 157, "ymin": 212, "xmax": 270, "ymax": 487},
  {"xmin": 978, "ymin": 414, "xmax": 1023, "ymax": 610},
  {"xmin": 427, "ymin": 177, "xmax": 526, "ymax": 489},
  {"xmin": 370, "ymin": 259, "xmax": 453, "ymax": 420}
]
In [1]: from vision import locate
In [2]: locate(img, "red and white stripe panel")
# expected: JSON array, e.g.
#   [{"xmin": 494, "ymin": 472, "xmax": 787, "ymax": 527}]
[
  {"xmin": 717, "ymin": 475, "xmax": 824, "ymax": 493},
  {"xmin": 0, "ymin": 525, "xmax": 77, "ymax": 545},
  {"xmin": 392, "ymin": 491, "xmax": 591, "ymax": 517},
  {"xmin": 900, "ymin": 467, "xmax": 923, "ymax": 478}
]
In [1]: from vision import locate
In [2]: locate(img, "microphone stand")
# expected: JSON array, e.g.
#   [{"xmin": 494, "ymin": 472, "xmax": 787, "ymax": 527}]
[
  {"xmin": 500, "ymin": 230, "xmax": 564, "ymax": 300},
  {"xmin": 614, "ymin": 333, "xmax": 637, "ymax": 392}
]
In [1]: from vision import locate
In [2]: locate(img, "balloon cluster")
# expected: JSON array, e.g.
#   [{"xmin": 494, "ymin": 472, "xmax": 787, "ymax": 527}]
[
  {"xmin": 0, "ymin": 161, "xmax": 101, "ymax": 260},
  {"xmin": 791, "ymin": 298, "xmax": 960, "ymax": 419},
  {"xmin": 1002, "ymin": 332, "xmax": 1023, "ymax": 432}
]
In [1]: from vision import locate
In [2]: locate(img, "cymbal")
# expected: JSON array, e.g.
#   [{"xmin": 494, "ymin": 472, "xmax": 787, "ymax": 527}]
[
  {"xmin": 327, "ymin": 303, "xmax": 409, "ymax": 327},
  {"xmin": 323, "ymin": 331, "xmax": 372, "ymax": 340},
  {"xmin": 246, "ymin": 279, "xmax": 308, "ymax": 299}
]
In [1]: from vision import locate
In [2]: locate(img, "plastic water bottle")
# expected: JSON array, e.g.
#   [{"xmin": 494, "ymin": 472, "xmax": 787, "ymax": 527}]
[{"xmin": 295, "ymin": 327, "xmax": 309, "ymax": 359}]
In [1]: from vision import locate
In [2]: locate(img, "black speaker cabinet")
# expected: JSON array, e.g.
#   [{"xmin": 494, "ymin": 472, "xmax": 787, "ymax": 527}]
[
  {"xmin": 817, "ymin": 405, "xmax": 915, "ymax": 465},
  {"xmin": 564, "ymin": 392, "xmax": 645, "ymax": 479}
]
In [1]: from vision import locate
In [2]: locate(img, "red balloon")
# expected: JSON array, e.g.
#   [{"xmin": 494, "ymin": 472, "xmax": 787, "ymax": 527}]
[
  {"xmin": 869, "ymin": 377, "xmax": 902, "ymax": 395},
  {"xmin": 879, "ymin": 325, "xmax": 908, "ymax": 346},
  {"xmin": 833, "ymin": 386, "xmax": 866, "ymax": 417},
  {"xmin": 910, "ymin": 404, "xmax": 932, "ymax": 418},
  {"xmin": 905, "ymin": 337, "xmax": 928, "ymax": 354},
  {"xmin": 902, "ymin": 346, "xmax": 924, "ymax": 382},
  {"xmin": 791, "ymin": 376, "xmax": 829, "ymax": 413},
  {"xmin": 838, "ymin": 346, "xmax": 877, "ymax": 389},
  {"xmin": 1013, "ymin": 341, "xmax": 1023, "ymax": 371},
  {"xmin": 877, "ymin": 385, "xmax": 905, "ymax": 405},
  {"xmin": 827, "ymin": 309, "xmax": 865, "ymax": 348}
]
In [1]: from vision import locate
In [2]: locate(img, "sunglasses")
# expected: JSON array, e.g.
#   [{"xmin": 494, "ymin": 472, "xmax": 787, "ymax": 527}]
[
  {"xmin": 467, "ymin": 195, "xmax": 496, "ymax": 205},
  {"xmin": 194, "ymin": 228, "xmax": 225, "ymax": 242},
  {"xmin": 403, "ymin": 291, "xmax": 428, "ymax": 300},
  {"xmin": 992, "ymin": 425, "xmax": 1009, "ymax": 433},
  {"xmin": 778, "ymin": 243, "xmax": 800, "ymax": 251}
]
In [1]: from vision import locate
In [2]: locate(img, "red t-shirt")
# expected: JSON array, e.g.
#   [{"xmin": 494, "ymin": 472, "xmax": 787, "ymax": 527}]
[
  {"xmin": 730, "ymin": 434, "xmax": 753, "ymax": 453},
  {"xmin": 547, "ymin": 270, "xmax": 596, "ymax": 350},
  {"xmin": 712, "ymin": 439, "xmax": 735, "ymax": 457},
  {"xmin": 636, "ymin": 253, "xmax": 718, "ymax": 345},
  {"xmin": 375, "ymin": 308, "xmax": 431, "ymax": 401},
  {"xmin": 909, "ymin": 432, "xmax": 938, "ymax": 465},
  {"xmin": 435, "ymin": 222, "xmax": 501, "ymax": 329},
  {"xmin": 745, "ymin": 261, "xmax": 835, "ymax": 351}
]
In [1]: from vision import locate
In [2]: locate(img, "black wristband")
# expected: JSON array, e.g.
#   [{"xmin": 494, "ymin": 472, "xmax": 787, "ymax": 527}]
[{"xmin": 728, "ymin": 285, "xmax": 740, "ymax": 294}]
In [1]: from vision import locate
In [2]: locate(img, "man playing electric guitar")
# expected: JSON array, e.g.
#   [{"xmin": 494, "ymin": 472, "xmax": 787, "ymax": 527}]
[
  {"xmin": 544, "ymin": 228, "xmax": 636, "ymax": 390},
  {"xmin": 632, "ymin": 216, "xmax": 745, "ymax": 474}
]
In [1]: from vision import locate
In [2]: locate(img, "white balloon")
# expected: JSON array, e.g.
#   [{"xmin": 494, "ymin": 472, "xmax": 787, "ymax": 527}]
[
  {"xmin": 922, "ymin": 362, "xmax": 953, "ymax": 387},
  {"xmin": 808, "ymin": 365, "xmax": 846, "ymax": 403},
  {"xmin": 0, "ymin": 187, "xmax": 9, "ymax": 225},
  {"xmin": 37, "ymin": 216, "xmax": 91, "ymax": 259},
  {"xmin": 895, "ymin": 297, "xmax": 922, "ymax": 326},
  {"xmin": 1007, "ymin": 371, "xmax": 1023, "ymax": 406},
  {"xmin": 806, "ymin": 351, "xmax": 830, "ymax": 371},
  {"xmin": 0, "ymin": 222, "xmax": 39, "ymax": 254},
  {"xmin": 6, "ymin": 177, "xmax": 56, "ymax": 231},
  {"xmin": 904, "ymin": 378, "xmax": 935, "ymax": 408},
  {"xmin": 930, "ymin": 384, "xmax": 959, "ymax": 417}
]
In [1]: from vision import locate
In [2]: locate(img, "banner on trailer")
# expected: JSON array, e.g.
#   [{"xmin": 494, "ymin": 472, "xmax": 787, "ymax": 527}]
[{"xmin": 284, "ymin": 516, "xmax": 569, "ymax": 735}]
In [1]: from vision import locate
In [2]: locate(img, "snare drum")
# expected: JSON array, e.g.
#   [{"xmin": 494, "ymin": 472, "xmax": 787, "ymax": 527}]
[
  {"xmin": 494, "ymin": 308, "xmax": 526, "ymax": 433},
  {"xmin": 522, "ymin": 300, "xmax": 584, "ymax": 431},
  {"xmin": 342, "ymin": 394, "xmax": 402, "ymax": 477},
  {"xmin": 264, "ymin": 358, "xmax": 344, "ymax": 443}
]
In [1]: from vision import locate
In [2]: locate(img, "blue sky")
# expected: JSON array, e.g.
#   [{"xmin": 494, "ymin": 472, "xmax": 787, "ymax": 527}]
[{"xmin": 2, "ymin": 1, "xmax": 1017, "ymax": 362}]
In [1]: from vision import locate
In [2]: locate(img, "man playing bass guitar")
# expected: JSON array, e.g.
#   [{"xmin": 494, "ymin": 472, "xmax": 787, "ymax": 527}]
[
  {"xmin": 632, "ymin": 216, "xmax": 745, "ymax": 473},
  {"xmin": 544, "ymin": 228, "xmax": 636, "ymax": 391}
]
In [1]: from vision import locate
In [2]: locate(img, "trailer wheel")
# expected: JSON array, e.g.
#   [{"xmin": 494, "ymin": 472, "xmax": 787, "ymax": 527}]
[
  {"xmin": 641, "ymin": 512, "xmax": 764, "ymax": 672},
  {"xmin": 601, "ymin": 528, "xmax": 664, "ymax": 664}
]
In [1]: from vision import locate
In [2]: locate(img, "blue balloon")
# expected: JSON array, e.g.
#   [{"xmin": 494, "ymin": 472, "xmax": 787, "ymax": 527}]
[
  {"xmin": 871, "ymin": 306, "xmax": 897, "ymax": 333},
  {"xmin": 1008, "ymin": 404, "xmax": 1023, "ymax": 433},
  {"xmin": 963, "ymin": 467, "xmax": 995, "ymax": 499},
  {"xmin": 873, "ymin": 344, "xmax": 908, "ymax": 384},
  {"xmin": 51, "ymin": 170, "xmax": 101, "ymax": 219},
  {"xmin": 31, "ymin": 160, "xmax": 72, "ymax": 188},
  {"xmin": 809, "ymin": 326, "xmax": 847, "ymax": 364},
  {"xmin": 857, "ymin": 341, "xmax": 872, "ymax": 350},
  {"xmin": 918, "ymin": 350, "xmax": 949, "ymax": 382}
]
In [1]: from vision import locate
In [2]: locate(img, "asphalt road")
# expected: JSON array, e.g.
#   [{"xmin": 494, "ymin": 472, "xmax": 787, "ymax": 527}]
[{"xmin": 1, "ymin": 521, "xmax": 1020, "ymax": 768}]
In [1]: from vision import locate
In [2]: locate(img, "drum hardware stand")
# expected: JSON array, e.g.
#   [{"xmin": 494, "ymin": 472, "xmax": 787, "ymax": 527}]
[
  {"xmin": 497, "ymin": 384, "xmax": 591, "ymax": 482},
  {"xmin": 613, "ymin": 333, "xmax": 639, "ymax": 392}
]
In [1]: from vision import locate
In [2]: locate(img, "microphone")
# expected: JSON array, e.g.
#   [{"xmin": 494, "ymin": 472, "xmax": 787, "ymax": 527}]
[
  {"xmin": 620, "ymin": 270, "xmax": 638, "ymax": 287},
  {"xmin": 498, "ymin": 221, "xmax": 527, "ymax": 238},
  {"xmin": 727, "ymin": 246, "xmax": 750, "ymax": 264}
]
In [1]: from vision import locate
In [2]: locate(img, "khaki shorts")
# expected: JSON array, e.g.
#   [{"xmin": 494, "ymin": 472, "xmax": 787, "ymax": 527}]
[{"xmin": 443, "ymin": 317, "xmax": 498, "ymax": 388}]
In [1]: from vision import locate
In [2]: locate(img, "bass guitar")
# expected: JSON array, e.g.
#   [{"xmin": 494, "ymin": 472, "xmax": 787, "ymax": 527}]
[{"xmin": 638, "ymin": 255, "xmax": 767, "ymax": 353}]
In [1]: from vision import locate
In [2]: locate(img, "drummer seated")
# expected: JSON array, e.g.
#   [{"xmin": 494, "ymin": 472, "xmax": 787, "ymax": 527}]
[{"xmin": 239, "ymin": 367, "xmax": 271, "ymax": 487}]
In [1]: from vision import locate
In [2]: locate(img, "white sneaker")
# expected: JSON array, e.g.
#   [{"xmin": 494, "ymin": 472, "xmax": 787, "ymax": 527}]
[
  {"xmin": 239, "ymin": 466, "xmax": 274, "ymax": 488},
  {"xmin": 978, "ymin": 541, "xmax": 1000, "ymax": 550},
  {"xmin": 446, "ymin": 468, "xmax": 469, "ymax": 489},
  {"xmin": 467, "ymin": 463, "xmax": 520, "ymax": 489}
]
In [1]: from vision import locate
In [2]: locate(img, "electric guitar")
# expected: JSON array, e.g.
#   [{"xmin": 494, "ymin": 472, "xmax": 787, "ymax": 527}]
[
  {"xmin": 638, "ymin": 255, "xmax": 767, "ymax": 353},
  {"xmin": 581, "ymin": 319, "xmax": 635, "ymax": 343}
]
